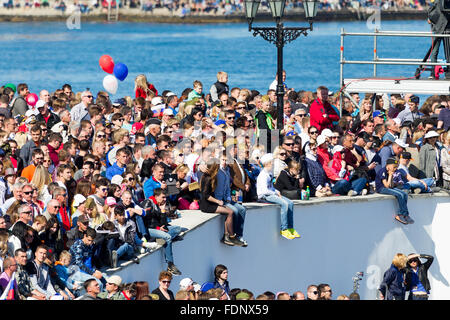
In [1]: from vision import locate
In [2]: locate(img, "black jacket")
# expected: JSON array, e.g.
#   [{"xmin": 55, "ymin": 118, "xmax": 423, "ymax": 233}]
[
  {"xmin": 405, "ymin": 254, "xmax": 434, "ymax": 293},
  {"xmin": 141, "ymin": 199, "xmax": 170, "ymax": 230},
  {"xmin": 36, "ymin": 112, "xmax": 61, "ymax": 130},
  {"xmin": 275, "ymin": 169, "xmax": 300, "ymax": 192}
]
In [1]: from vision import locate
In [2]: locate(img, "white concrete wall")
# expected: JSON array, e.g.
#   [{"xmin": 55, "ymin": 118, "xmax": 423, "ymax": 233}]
[{"xmin": 112, "ymin": 193, "xmax": 450, "ymax": 300}]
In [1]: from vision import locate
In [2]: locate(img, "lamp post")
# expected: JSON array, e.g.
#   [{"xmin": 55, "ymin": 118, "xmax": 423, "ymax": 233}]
[{"xmin": 245, "ymin": 0, "xmax": 318, "ymax": 135}]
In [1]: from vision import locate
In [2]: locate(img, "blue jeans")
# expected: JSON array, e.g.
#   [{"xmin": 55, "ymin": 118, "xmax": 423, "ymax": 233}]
[
  {"xmin": 403, "ymin": 178, "xmax": 434, "ymax": 193},
  {"xmin": 67, "ymin": 265, "xmax": 105, "ymax": 293},
  {"xmin": 134, "ymin": 215, "xmax": 149, "ymax": 239},
  {"xmin": 148, "ymin": 225, "xmax": 181, "ymax": 264},
  {"xmin": 106, "ymin": 238, "xmax": 135, "ymax": 261},
  {"xmin": 332, "ymin": 178, "xmax": 367, "ymax": 195},
  {"xmin": 262, "ymin": 194, "xmax": 294, "ymax": 231},
  {"xmin": 379, "ymin": 187, "xmax": 410, "ymax": 216},
  {"xmin": 225, "ymin": 201, "xmax": 246, "ymax": 237}
]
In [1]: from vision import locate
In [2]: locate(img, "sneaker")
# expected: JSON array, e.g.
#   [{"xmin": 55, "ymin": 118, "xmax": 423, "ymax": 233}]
[
  {"xmin": 173, "ymin": 235, "xmax": 184, "ymax": 242},
  {"xmin": 110, "ymin": 250, "xmax": 118, "ymax": 268},
  {"xmin": 239, "ymin": 237, "xmax": 248, "ymax": 247},
  {"xmin": 431, "ymin": 187, "xmax": 441, "ymax": 193},
  {"xmin": 395, "ymin": 215, "xmax": 408, "ymax": 225},
  {"xmin": 413, "ymin": 188, "xmax": 422, "ymax": 194},
  {"xmin": 361, "ymin": 189, "xmax": 368, "ymax": 196},
  {"xmin": 167, "ymin": 263, "xmax": 182, "ymax": 276},
  {"xmin": 288, "ymin": 228, "xmax": 301, "ymax": 238},
  {"xmin": 132, "ymin": 256, "xmax": 140, "ymax": 264},
  {"xmin": 347, "ymin": 190, "xmax": 357, "ymax": 197},
  {"xmin": 280, "ymin": 229, "xmax": 295, "ymax": 240},
  {"xmin": 142, "ymin": 241, "xmax": 159, "ymax": 251},
  {"xmin": 404, "ymin": 215, "xmax": 415, "ymax": 224},
  {"xmin": 229, "ymin": 235, "xmax": 246, "ymax": 247},
  {"xmin": 140, "ymin": 247, "xmax": 146, "ymax": 254},
  {"xmin": 222, "ymin": 234, "xmax": 235, "ymax": 246}
]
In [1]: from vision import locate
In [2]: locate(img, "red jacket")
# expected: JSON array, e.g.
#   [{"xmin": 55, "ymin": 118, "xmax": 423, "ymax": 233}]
[
  {"xmin": 317, "ymin": 146, "xmax": 340, "ymax": 182},
  {"xmin": 47, "ymin": 144, "xmax": 59, "ymax": 167},
  {"xmin": 135, "ymin": 83, "xmax": 158, "ymax": 98},
  {"xmin": 309, "ymin": 98, "xmax": 339, "ymax": 133}
]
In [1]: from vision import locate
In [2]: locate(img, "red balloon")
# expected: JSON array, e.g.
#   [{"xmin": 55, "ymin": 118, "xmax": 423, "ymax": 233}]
[
  {"xmin": 26, "ymin": 93, "xmax": 38, "ymax": 107},
  {"xmin": 99, "ymin": 55, "xmax": 115, "ymax": 74}
]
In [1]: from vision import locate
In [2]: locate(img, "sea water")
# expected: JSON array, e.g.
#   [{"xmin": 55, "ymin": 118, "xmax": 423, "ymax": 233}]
[{"xmin": 0, "ymin": 19, "xmax": 438, "ymax": 98}]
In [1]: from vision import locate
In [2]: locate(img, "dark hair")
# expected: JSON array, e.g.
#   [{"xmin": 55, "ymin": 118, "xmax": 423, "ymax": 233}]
[
  {"xmin": 214, "ymin": 264, "xmax": 228, "ymax": 280},
  {"xmin": 83, "ymin": 278, "xmax": 98, "ymax": 291},
  {"xmin": 83, "ymin": 227, "xmax": 96, "ymax": 239},
  {"xmin": 114, "ymin": 205, "xmax": 125, "ymax": 216}
]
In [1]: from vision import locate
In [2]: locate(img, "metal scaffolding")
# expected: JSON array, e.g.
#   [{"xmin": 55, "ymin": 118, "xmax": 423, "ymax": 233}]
[{"xmin": 339, "ymin": 28, "xmax": 450, "ymax": 115}]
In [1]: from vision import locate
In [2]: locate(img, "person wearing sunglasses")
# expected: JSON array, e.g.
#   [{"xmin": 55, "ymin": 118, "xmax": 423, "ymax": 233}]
[
  {"xmin": 152, "ymin": 271, "xmax": 174, "ymax": 300},
  {"xmin": 405, "ymin": 253, "xmax": 434, "ymax": 300},
  {"xmin": 306, "ymin": 285, "xmax": 319, "ymax": 300},
  {"xmin": 71, "ymin": 90, "xmax": 93, "ymax": 123}
]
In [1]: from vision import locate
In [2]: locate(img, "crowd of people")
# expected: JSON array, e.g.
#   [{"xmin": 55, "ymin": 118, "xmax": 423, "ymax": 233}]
[
  {"xmin": 0, "ymin": 68, "xmax": 448, "ymax": 300},
  {"xmin": 1, "ymin": 0, "xmax": 431, "ymax": 13}
]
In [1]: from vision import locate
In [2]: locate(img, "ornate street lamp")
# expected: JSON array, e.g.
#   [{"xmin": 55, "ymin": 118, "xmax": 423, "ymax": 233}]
[{"xmin": 245, "ymin": 0, "xmax": 319, "ymax": 140}]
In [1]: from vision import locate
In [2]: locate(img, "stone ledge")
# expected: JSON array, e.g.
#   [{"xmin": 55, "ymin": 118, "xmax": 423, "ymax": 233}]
[{"xmin": 103, "ymin": 191, "xmax": 449, "ymax": 273}]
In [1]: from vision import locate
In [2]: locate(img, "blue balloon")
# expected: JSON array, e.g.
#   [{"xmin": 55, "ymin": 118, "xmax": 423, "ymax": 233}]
[{"xmin": 113, "ymin": 62, "xmax": 128, "ymax": 81}]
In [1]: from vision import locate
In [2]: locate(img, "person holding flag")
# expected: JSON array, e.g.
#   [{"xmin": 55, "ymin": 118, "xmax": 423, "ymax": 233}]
[{"xmin": 0, "ymin": 257, "xmax": 19, "ymax": 300}]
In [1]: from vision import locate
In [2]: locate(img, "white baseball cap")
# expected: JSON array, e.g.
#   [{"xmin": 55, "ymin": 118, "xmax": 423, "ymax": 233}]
[
  {"xmin": 316, "ymin": 135, "xmax": 326, "ymax": 146},
  {"xmin": 163, "ymin": 108, "xmax": 174, "ymax": 116},
  {"xmin": 394, "ymin": 138, "xmax": 408, "ymax": 149},
  {"xmin": 179, "ymin": 278, "xmax": 193, "ymax": 289},
  {"xmin": 36, "ymin": 100, "xmax": 46, "ymax": 109},
  {"xmin": 321, "ymin": 128, "xmax": 334, "ymax": 138},
  {"xmin": 424, "ymin": 130, "xmax": 439, "ymax": 139},
  {"xmin": 73, "ymin": 194, "xmax": 87, "ymax": 208}
]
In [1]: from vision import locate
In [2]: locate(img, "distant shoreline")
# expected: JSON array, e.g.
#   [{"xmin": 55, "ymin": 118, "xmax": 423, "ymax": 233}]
[{"xmin": 0, "ymin": 8, "xmax": 428, "ymax": 24}]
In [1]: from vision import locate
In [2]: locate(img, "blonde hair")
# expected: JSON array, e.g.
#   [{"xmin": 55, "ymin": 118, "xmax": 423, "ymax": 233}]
[
  {"xmin": 134, "ymin": 74, "xmax": 149, "ymax": 92},
  {"xmin": 30, "ymin": 165, "xmax": 52, "ymax": 194},
  {"xmin": 0, "ymin": 230, "xmax": 9, "ymax": 258},
  {"xmin": 174, "ymin": 164, "xmax": 189, "ymax": 175},
  {"xmin": 216, "ymin": 71, "xmax": 228, "ymax": 80},
  {"xmin": 14, "ymin": 132, "xmax": 28, "ymax": 149},
  {"xmin": 273, "ymin": 146, "xmax": 284, "ymax": 159},
  {"xmin": 392, "ymin": 253, "xmax": 408, "ymax": 269},
  {"xmin": 59, "ymin": 250, "xmax": 71, "ymax": 261}
]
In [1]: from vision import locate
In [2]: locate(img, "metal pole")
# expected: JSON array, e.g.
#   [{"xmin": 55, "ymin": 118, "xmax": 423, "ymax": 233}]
[
  {"xmin": 339, "ymin": 28, "xmax": 344, "ymax": 117},
  {"xmin": 374, "ymin": 29, "xmax": 377, "ymax": 77},
  {"xmin": 276, "ymin": 21, "xmax": 285, "ymax": 141}
]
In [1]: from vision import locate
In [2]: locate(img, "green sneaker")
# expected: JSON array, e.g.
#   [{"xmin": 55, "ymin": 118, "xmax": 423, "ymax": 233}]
[
  {"xmin": 280, "ymin": 229, "xmax": 295, "ymax": 240},
  {"xmin": 288, "ymin": 228, "xmax": 301, "ymax": 238}
]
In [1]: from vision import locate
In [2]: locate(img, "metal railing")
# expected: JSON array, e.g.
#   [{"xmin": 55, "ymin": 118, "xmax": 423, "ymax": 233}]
[
  {"xmin": 338, "ymin": 28, "xmax": 450, "ymax": 115},
  {"xmin": 339, "ymin": 28, "xmax": 450, "ymax": 87}
]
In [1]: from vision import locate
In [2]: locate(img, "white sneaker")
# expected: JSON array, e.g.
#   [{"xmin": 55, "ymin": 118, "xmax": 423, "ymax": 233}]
[
  {"xmin": 361, "ymin": 189, "xmax": 368, "ymax": 196},
  {"xmin": 142, "ymin": 242, "xmax": 159, "ymax": 251},
  {"xmin": 239, "ymin": 237, "xmax": 248, "ymax": 247},
  {"xmin": 347, "ymin": 190, "xmax": 357, "ymax": 196},
  {"xmin": 140, "ymin": 247, "xmax": 146, "ymax": 254}
]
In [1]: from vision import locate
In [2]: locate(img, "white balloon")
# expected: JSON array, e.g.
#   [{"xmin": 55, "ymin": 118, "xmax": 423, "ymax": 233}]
[{"xmin": 103, "ymin": 75, "xmax": 118, "ymax": 95}]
